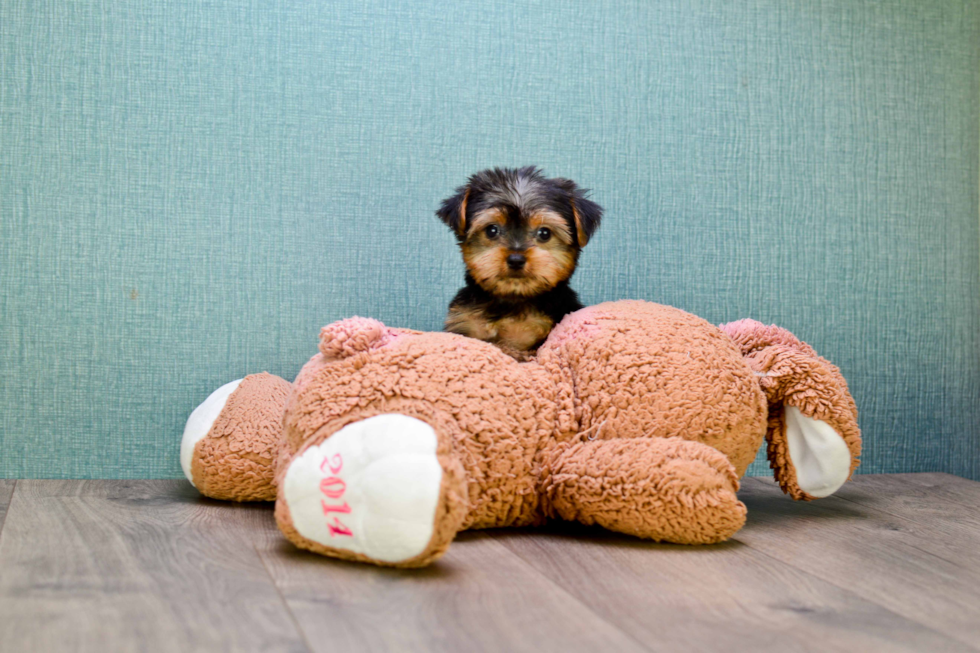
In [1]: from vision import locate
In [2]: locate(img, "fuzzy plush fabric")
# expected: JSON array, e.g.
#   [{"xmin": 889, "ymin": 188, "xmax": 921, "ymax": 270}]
[
  {"xmin": 190, "ymin": 372, "xmax": 291, "ymax": 501},
  {"xmin": 719, "ymin": 319, "xmax": 862, "ymax": 499},
  {"xmin": 184, "ymin": 300, "xmax": 861, "ymax": 567}
]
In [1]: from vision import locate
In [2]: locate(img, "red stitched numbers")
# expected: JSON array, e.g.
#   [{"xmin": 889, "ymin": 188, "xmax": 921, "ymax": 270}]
[
  {"xmin": 319, "ymin": 454, "xmax": 354, "ymax": 537},
  {"xmin": 319, "ymin": 476, "xmax": 345, "ymax": 498},
  {"xmin": 321, "ymin": 453, "xmax": 342, "ymax": 475}
]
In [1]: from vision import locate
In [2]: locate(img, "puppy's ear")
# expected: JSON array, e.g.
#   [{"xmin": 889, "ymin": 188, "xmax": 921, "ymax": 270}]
[
  {"xmin": 558, "ymin": 181, "xmax": 602, "ymax": 247},
  {"xmin": 436, "ymin": 185, "xmax": 471, "ymax": 239}
]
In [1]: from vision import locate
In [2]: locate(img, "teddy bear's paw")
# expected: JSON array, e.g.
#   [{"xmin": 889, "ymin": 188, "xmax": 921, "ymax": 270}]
[
  {"xmin": 181, "ymin": 373, "xmax": 291, "ymax": 501},
  {"xmin": 784, "ymin": 406, "xmax": 851, "ymax": 499},
  {"xmin": 181, "ymin": 379, "xmax": 243, "ymax": 486},
  {"xmin": 279, "ymin": 414, "xmax": 464, "ymax": 566},
  {"xmin": 547, "ymin": 438, "xmax": 748, "ymax": 544}
]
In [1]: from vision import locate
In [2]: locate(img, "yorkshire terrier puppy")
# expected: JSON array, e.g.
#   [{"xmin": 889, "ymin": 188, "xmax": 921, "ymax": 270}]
[{"xmin": 437, "ymin": 166, "xmax": 603, "ymax": 359}]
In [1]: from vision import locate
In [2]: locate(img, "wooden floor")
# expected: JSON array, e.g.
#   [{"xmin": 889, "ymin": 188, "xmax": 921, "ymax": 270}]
[{"xmin": 0, "ymin": 474, "xmax": 978, "ymax": 652}]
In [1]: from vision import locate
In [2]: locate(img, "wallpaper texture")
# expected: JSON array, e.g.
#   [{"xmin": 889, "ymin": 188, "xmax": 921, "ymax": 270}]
[{"xmin": 1, "ymin": 0, "xmax": 978, "ymax": 479}]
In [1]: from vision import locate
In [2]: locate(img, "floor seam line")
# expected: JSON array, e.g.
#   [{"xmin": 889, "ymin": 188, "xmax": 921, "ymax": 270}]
[
  {"xmin": 0, "ymin": 480, "xmax": 17, "ymax": 544},
  {"xmin": 823, "ymin": 494, "xmax": 980, "ymax": 573},
  {"xmin": 497, "ymin": 535, "xmax": 669, "ymax": 653},
  {"xmin": 736, "ymin": 536, "xmax": 980, "ymax": 651},
  {"xmin": 739, "ymin": 480, "xmax": 980, "ymax": 652},
  {"xmin": 903, "ymin": 475, "xmax": 980, "ymax": 513},
  {"xmin": 255, "ymin": 541, "xmax": 317, "ymax": 653},
  {"xmin": 832, "ymin": 491, "xmax": 966, "ymax": 528}
]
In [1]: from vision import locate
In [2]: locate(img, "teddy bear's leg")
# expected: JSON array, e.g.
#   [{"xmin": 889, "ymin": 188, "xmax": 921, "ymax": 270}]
[
  {"xmin": 719, "ymin": 319, "xmax": 861, "ymax": 500},
  {"xmin": 180, "ymin": 372, "xmax": 292, "ymax": 501},
  {"xmin": 545, "ymin": 437, "xmax": 747, "ymax": 544},
  {"xmin": 275, "ymin": 413, "xmax": 469, "ymax": 568}
]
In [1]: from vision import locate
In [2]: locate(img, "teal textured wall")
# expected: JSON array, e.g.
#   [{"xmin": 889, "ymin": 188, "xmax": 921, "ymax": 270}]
[{"xmin": 1, "ymin": 0, "xmax": 978, "ymax": 479}]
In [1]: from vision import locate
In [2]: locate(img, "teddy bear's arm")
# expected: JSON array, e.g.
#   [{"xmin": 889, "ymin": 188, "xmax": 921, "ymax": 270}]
[
  {"xmin": 544, "ymin": 437, "xmax": 747, "ymax": 544},
  {"xmin": 720, "ymin": 319, "xmax": 862, "ymax": 501}
]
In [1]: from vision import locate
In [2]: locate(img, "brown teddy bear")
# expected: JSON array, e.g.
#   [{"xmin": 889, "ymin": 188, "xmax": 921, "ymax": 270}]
[{"xmin": 181, "ymin": 300, "xmax": 860, "ymax": 568}]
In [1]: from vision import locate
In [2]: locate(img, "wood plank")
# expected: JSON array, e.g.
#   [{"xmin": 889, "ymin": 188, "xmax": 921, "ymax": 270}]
[
  {"xmin": 0, "ymin": 480, "xmax": 309, "ymax": 653},
  {"xmin": 903, "ymin": 472, "xmax": 980, "ymax": 512},
  {"xmin": 832, "ymin": 473, "xmax": 980, "ymax": 514},
  {"xmin": 0, "ymin": 481, "xmax": 14, "ymax": 536},
  {"xmin": 838, "ymin": 474, "xmax": 980, "ymax": 523},
  {"xmin": 738, "ymin": 476, "xmax": 980, "ymax": 649},
  {"xmin": 495, "ymin": 521, "xmax": 969, "ymax": 652},
  {"xmin": 832, "ymin": 474, "xmax": 980, "ymax": 566},
  {"xmin": 3, "ymin": 474, "xmax": 976, "ymax": 651},
  {"xmin": 255, "ymin": 526, "xmax": 647, "ymax": 653}
]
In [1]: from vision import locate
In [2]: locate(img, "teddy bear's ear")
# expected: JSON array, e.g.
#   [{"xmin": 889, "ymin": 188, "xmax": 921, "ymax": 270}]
[
  {"xmin": 436, "ymin": 184, "xmax": 471, "ymax": 239},
  {"xmin": 319, "ymin": 317, "xmax": 394, "ymax": 360}
]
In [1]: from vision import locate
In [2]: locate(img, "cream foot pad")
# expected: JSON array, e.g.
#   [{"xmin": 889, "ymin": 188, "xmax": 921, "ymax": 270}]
[
  {"xmin": 785, "ymin": 406, "xmax": 852, "ymax": 498},
  {"xmin": 282, "ymin": 414, "xmax": 444, "ymax": 563},
  {"xmin": 180, "ymin": 379, "xmax": 243, "ymax": 486}
]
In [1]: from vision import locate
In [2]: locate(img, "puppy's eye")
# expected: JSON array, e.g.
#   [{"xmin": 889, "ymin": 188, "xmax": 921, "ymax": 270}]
[
  {"xmin": 485, "ymin": 225, "xmax": 500, "ymax": 239},
  {"xmin": 535, "ymin": 227, "xmax": 552, "ymax": 242}
]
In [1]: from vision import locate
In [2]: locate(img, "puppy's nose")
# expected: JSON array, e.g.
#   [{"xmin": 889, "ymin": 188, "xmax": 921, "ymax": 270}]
[{"xmin": 506, "ymin": 253, "xmax": 526, "ymax": 270}]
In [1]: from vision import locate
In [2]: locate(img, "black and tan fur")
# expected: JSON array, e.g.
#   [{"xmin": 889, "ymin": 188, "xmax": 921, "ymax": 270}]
[{"xmin": 437, "ymin": 167, "xmax": 602, "ymax": 359}]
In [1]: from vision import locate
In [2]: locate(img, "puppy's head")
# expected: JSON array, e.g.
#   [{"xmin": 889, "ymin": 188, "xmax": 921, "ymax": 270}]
[{"xmin": 436, "ymin": 166, "xmax": 603, "ymax": 297}]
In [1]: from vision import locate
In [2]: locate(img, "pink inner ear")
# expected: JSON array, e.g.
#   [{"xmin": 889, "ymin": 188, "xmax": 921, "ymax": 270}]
[{"xmin": 319, "ymin": 317, "xmax": 397, "ymax": 360}]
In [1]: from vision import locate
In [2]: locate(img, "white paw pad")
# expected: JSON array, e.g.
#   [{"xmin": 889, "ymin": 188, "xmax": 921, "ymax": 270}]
[
  {"xmin": 282, "ymin": 414, "xmax": 443, "ymax": 563},
  {"xmin": 181, "ymin": 379, "xmax": 244, "ymax": 486},
  {"xmin": 785, "ymin": 406, "xmax": 852, "ymax": 498}
]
